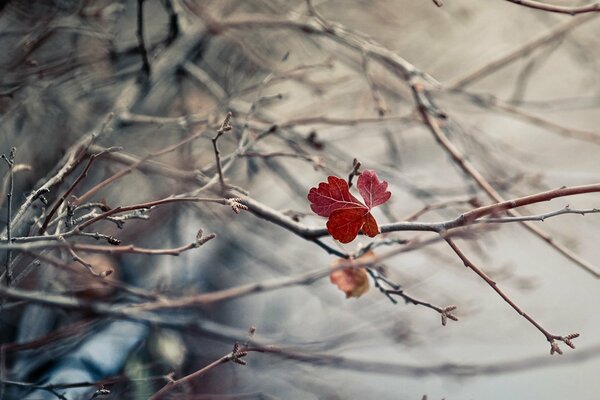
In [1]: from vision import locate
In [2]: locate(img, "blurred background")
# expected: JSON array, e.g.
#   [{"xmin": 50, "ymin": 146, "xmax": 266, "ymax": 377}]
[{"xmin": 1, "ymin": 0, "xmax": 600, "ymax": 399}]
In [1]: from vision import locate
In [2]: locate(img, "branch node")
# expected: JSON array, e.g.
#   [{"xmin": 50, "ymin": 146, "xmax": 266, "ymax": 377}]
[{"xmin": 226, "ymin": 198, "xmax": 248, "ymax": 214}]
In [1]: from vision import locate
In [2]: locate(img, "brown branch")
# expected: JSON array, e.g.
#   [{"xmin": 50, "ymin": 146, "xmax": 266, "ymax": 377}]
[
  {"xmin": 201, "ymin": 12, "xmax": 437, "ymax": 85},
  {"xmin": 136, "ymin": 0, "xmax": 150, "ymax": 77},
  {"xmin": 480, "ymin": 206, "xmax": 600, "ymax": 223},
  {"xmin": 71, "ymin": 145, "xmax": 600, "ymax": 263},
  {"xmin": 23, "ymin": 251, "xmax": 164, "ymax": 301},
  {"xmin": 0, "ymin": 375, "xmax": 166, "ymax": 399},
  {"xmin": 71, "ymin": 238, "xmax": 214, "ymax": 256},
  {"xmin": 443, "ymin": 236, "xmax": 579, "ymax": 355},
  {"xmin": 463, "ymin": 92, "xmax": 600, "ymax": 145},
  {"xmin": 411, "ymin": 82, "xmax": 600, "ymax": 278},
  {"xmin": 461, "ymin": 188, "xmax": 600, "ymax": 222},
  {"xmin": 240, "ymin": 151, "xmax": 324, "ymax": 170},
  {"xmin": 133, "ymin": 231, "xmax": 465, "ymax": 312},
  {"xmin": 504, "ymin": 0, "xmax": 600, "ymax": 15},
  {"xmin": 6, "ymin": 114, "xmax": 115, "ymax": 240},
  {"xmin": 404, "ymin": 197, "xmax": 480, "ymax": 222},
  {"xmin": 366, "ymin": 268, "xmax": 458, "ymax": 326},
  {"xmin": 347, "ymin": 158, "xmax": 361, "ymax": 188},
  {"xmin": 0, "ymin": 163, "xmax": 31, "ymax": 211},
  {"xmin": 77, "ymin": 196, "xmax": 233, "ymax": 231},
  {"xmin": 74, "ymin": 129, "xmax": 207, "ymax": 206},
  {"xmin": 278, "ymin": 113, "xmax": 416, "ymax": 128},
  {"xmin": 1, "ymin": 148, "xmax": 15, "ymax": 285},
  {"xmin": 66, "ymin": 247, "xmax": 108, "ymax": 277},
  {"xmin": 148, "ymin": 343, "xmax": 253, "ymax": 400},
  {"xmin": 212, "ymin": 112, "xmax": 233, "ymax": 193},
  {"xmin": 0, "ymin": 228, "xmax": 216, "ymax": 257},
  {"xmin": 39, "ymin": 147, "xmax": 119, "ymax": 234},
  {"xmin": 362, "ymin": 54, "xmax": 389, "ymax": 116},
  {"xmin": 118, "ymin": 110, "xmax": 208, "ymax": 127}
]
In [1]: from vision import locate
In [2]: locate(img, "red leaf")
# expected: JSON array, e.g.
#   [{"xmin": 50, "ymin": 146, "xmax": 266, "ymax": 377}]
[{"xmin": 307, "ymin": 170, "xmax": 391, "ymax": 243}]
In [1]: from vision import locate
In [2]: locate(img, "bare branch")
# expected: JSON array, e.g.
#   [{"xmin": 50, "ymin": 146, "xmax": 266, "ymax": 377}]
[
  {"xmin": 444, "ymin": 236, "xmax": 579, "ymax": 355},
  {"xmin": 411, "ymin": 82, "xmax": 600, "ymax": 277}
]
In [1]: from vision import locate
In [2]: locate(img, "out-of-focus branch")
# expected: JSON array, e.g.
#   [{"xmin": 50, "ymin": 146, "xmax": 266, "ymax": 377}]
[
  {"xmin": 148, "ymin": 342, "xmax": 253, "ymax": 400},
  {"xmin": 76, "ymin": 145, "xmax": 600, "ymax": 250},
  {"xmin": 211, "ymin": 112, "xmax": 233, "ymax": 193},
  {"xmin": 136, "ymin": 0, "xmax": 151, "ymax": 77},
  {"xmin": 73, "ymin": 128, "xmax": 208, "ymax": 206},
  {"xmin": 366, "ymin": 268, "xmax": 458, "ymax": 326},
  {"xmin": 0, "ymin": 234, "xmax": 215, "ymax": 256},
  {"xmin": 460, "ymin": 92, "xmax": 600, "ymax": 145},
  {"xmin": 1, "ymin": 148, "xmax": 16, "ymax": 285},
  {"xmin": 448, "ymin": 13, "xmax": 598, "ymax": 89},
  {"xmin": 199, "ymin": 10, "xmax": 438, "ymax": 86},
  {"xmin": 38, "ymin": 147, "xmax": 121, "ymax": 234}
]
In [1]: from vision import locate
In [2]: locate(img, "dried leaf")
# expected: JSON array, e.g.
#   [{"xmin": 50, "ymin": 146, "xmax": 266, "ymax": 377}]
[{"xmin": 330, "ymin": 258, "xmax": 370, "ymax": 298}]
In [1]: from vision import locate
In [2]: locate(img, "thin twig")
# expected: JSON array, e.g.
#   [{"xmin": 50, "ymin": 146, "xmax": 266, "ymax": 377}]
[
  {"xmin": 448, "ymin": 13, "xmax": 598, "ymax": 89},
  {"xmin": 66, "ymin": 246, "xmax": 107, "ymax": 277},
  {"xmin": 161, "ymin": 0, "xmax": 179, "ymax": 44},
  {"xmin": 212, "ymin": 112, "xmax": 233, "ymax": 194},
  {"xmin": 443, "ymin": 236, "xmax": 578, "ymax": 354},
  {"xmin": 22, "ymin": 250, "xmax": 164, "ymax": 301},
  {"xmin": 480, "ymin": 206, "xmax": 600, "ymax": 223},
  {"xmin": 39, "ymin": 147, "xmax": 120, "ymax": 234},
  {"xmin": 1, "ymin": 148, "xmax": 15, "ymax": 285},
  {"xmin": 361, "ymin": 54, "xmax": 389, "ymax": 116},
  {"xmin": 461, "ymin": 92, "xmax": 600, "ymax": 145},
  {"xmin": 72, "ymin": 145, "xmax": 600, "ymax": 263},
  {"xmin": 77, "ymin": 196, "xmax": 236, "ymax": 231},
  {"xmin": 347, "ymin": 158, "xmax": 361, "ymax": 188},
  {"xmin": 367, "ymin": 268, "xmax": 458, "ymax": 325},
  {"xmin": 6, "ymin": 113, "xmax": 113, "ymax": 239},
  {"xmin": 148, "ymin": 342, "xmax": 253, "ymax": 400},
  {"xmin": 75, "ymin": 130, "xmax": 207, "ymax": 206},
  {"xmin": 136, "ymin": 0, "xmax": 151, "ymax": 78}
]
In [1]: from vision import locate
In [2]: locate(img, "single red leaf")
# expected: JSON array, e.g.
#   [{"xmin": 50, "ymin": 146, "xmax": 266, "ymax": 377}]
[{"xmin": 307, "ymin": 169, "xmax": 391, "ymax": 243}]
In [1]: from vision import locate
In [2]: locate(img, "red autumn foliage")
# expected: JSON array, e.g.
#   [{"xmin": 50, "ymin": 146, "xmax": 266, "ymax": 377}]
[{"xmin": 307, "ymin": 170, "xmax": 391, "ymax": 243}]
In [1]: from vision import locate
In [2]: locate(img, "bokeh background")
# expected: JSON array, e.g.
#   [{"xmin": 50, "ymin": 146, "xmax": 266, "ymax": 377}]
[{"xmin": 1, "ymin": 0, "xmax": 600, "ymax": 399}]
